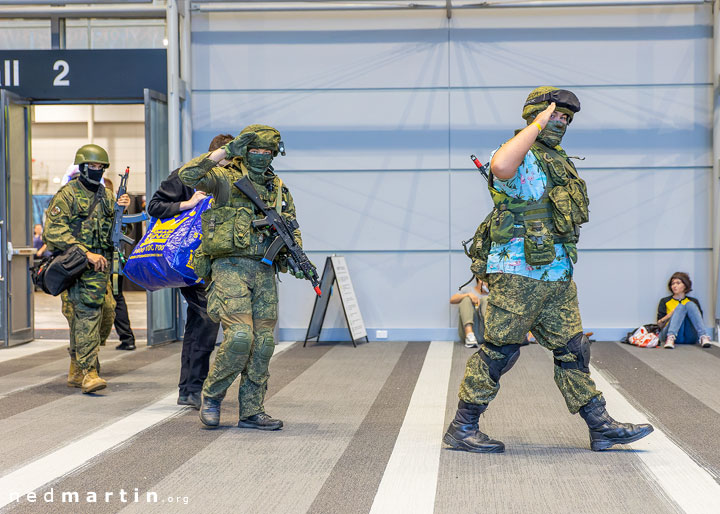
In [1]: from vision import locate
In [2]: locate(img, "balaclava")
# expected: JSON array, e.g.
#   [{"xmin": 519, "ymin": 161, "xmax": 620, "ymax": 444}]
[
  {"xmin": 522, "ymin": 86, "xmax": 580, "ymax": 148},
  {"xmin": 238, "ymin": 124, "xmax": 282, "ymax": 184}
]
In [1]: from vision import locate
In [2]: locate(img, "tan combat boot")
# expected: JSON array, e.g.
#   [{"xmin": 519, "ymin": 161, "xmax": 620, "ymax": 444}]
[
  {"xmin": 81, "ymin": 370, "xmax": 107, "ymax": 394},
  {"xmin": 67, "ymin": 358, "xmax": 84, "ymax": 388}
]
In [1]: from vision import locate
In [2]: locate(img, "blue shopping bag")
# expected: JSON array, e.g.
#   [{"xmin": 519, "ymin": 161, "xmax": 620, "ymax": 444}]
[{"xmin": 124, "ymin": 197, "xmax": 211, "ymax": 291}]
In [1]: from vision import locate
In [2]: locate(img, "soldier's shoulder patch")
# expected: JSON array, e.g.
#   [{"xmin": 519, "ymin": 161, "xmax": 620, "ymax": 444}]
[{"xmin": 49, "ymin": 205, "xmax": 62, "ymax": 217}]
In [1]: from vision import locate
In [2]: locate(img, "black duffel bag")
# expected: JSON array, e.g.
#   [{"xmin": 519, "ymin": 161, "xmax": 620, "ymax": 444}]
[{"xmin": 31, "ymin": 245, "xmax": 89, "ymax": 296}]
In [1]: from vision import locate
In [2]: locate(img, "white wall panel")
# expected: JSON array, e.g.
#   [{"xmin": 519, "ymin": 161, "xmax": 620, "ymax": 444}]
[
  {"xmin": 278, "ymin": 251, "xmax": 451, "ymax": 331},
  {"xmin": 285, "ymin": 171, "xmax": 449, "ymax": 251},
  {"xmin": 191, "ymin": 5, "xmax": 713, "ymax": 339},
  {"xmin": 449, "ymin": 170, "xmax": 495, "ymax": 249},
  {"xmin": 581, "ymin": 168, "xmax": 711, "ymax": 250},
  {"xmin": 451, "ymin": 5, "xmax": 709, "ymax": 29},
  {"xmin": 0, "ymin": 21, "xmax": 50, "ymax": 50},
  {"xmin": 450, "ymin": 10, "xmax": 711, "ymax": 87},
  {"xmin": 192, "ymin": 90, "xmax": 450, "ymax": 171},
  {"xmin": 449, "ymin": 86, "xmax": 712, "ymax": 170},
  {"xmin": 575, "ymin": 250, "xmax": 712, "ymax": 330},
  {"xmin": 192, "ymin": 22, "xmax": 448, "ymax": 90}
]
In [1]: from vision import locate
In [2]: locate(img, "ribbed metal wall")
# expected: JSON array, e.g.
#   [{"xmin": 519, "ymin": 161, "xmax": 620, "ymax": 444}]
[{"xmin": 196, "ymin": 4, "xmax": 711, "ymax": 340}]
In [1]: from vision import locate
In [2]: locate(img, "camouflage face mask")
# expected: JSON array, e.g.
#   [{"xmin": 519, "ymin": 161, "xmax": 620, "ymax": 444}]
[
  {"xmin": 537, "ymin": 120, "xmax": 567, "ymax": 148},
  {"xmin": 246, "ymin": 152, "xmax": 274, "ymax": 182}
]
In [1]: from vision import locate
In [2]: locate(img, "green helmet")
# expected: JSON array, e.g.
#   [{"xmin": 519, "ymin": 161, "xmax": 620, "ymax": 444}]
[
  {"xmin": 522, "ymin": 86, "xmax": 580, "ymax": 124},
  {"xmin": 240, "ymin": 124, "xmax": 282, "ymax": 157},
  {"xmin": 73, "ymin": 144, "xmax": 110, "ymax": 166}
]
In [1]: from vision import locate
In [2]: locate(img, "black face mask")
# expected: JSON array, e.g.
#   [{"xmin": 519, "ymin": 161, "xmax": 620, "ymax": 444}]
[{"xmin": 79, "ymin": 164, "xmax": 105, "ymax": 191}]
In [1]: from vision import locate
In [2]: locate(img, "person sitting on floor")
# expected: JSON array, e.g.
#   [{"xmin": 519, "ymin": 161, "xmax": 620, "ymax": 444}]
[
  {"xmin": 657, "ymin": 271, "xmax": 712, "ymax": 349},
  {"xmin": 450, "ymin": 278, "xmax": 489, "ymax": 348}
]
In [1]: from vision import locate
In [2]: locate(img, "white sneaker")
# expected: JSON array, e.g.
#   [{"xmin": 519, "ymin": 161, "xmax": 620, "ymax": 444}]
[
  {"xmin": 664, "ymin": 335, "xmax": 675, "ymax": 349},
  {"xmin": 700, "ymin": 336, "xmax": 712, "ymax": 348},
  {"xmin": 464, "ymin": 333, "xmax": 478, "ymax": 348}
]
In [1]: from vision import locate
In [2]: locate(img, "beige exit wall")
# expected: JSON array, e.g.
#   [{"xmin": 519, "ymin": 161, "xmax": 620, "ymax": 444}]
[{"xmin": 31, "ymin": 104, "xmax": 147, "ymax": 196}]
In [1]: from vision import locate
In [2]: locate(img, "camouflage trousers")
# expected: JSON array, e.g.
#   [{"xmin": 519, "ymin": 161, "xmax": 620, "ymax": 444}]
[
  {"xmin": 203, "ymin": 256, "xmax": 277, "ymax": 420},
  {"xmin": 458, "ymin": 273, "xmax": 602, "ymax": 414},
  {"xmin": 62, "ymin": 266, "xmax": 113, "ymax": 372}
]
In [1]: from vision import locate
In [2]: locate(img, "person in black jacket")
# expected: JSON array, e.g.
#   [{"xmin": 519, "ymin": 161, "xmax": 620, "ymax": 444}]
[{"xmin": 147, "ymin": 134, "xmax": 233, "ymax": 408}]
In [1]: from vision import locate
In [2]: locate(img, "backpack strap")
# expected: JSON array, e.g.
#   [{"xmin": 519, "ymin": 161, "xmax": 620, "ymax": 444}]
[{"xmin": 274, "ymin": 177, "xmax": 283, "ymax": 214}]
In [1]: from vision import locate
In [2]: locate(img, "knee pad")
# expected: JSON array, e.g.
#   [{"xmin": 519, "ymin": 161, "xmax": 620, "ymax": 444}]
[
  {"xmin": 553, "ymin": 332, "xmax": 590, "ymax": 373},
  {"xmin": 479, "ymin": 342, "xmax": 521, "ymax": 383},
  {"xmin": 255, "ymin": 329, "xmax": 275, "ymax": 361},
  {"xmin": 225, "ymin": 325, "xmax": 252, "ymax": 356}
]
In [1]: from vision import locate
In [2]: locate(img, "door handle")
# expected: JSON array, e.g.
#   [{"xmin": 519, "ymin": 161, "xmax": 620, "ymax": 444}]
[{"xmin": 7, "ymin": 242, "xmax": 36, "ymax": 261}]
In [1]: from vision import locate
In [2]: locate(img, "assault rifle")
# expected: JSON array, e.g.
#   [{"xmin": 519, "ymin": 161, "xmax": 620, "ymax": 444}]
[
  {"xmin": 112, "ymin": 167, "xmax": 133, "ymax": 249},
  {"xmin": 233, "ymin": 176, "xmax": 322, "ymax": 296},
  {"xmin": 111, "ymin": 166, "xmax": 147, "ymax": 293}
]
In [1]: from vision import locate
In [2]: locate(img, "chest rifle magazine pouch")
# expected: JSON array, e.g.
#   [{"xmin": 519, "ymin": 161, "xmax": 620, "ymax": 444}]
[
  {"xmin": 566, "ymin": 178, "xmax": 590, "ymax": 225},
  {"xmin": 548, "ymin": 186, "xmax": 574, "ymax": 236},
  {"xmin": 233, "ymin": 206, "xmax": 254, "ymax": 250},
  {"xmin": 201, "ymin": 206, "xmax": 237, "ymax": 257},
  {"xmin": 523, "ymin": 220, "xmax": 556, "ymax": 266},
  {"xmin": 489, "ymin": 207, "xmax": 515, "ymax": 244}
]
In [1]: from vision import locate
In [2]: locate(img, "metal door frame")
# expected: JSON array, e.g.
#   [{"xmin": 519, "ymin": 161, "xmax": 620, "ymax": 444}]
[
  {"xmin": 0, "ymin": 89, "xmax": 34, "ymax": 347},
  {"xmin": 144, "ymin": 88, "xmax": 180, "ymax": 346}
]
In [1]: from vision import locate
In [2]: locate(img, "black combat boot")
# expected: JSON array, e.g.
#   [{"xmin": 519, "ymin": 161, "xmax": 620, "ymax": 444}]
[
  {"xmin": 237, "ymin": 412, "xmax": 283, "ymax": 431},
  {"xmin": 199, "ymin": 396, "xmax": 222, "ymax": 428},
  {"xmin": 443, "ymin": 401, "xmax": 504, "ymax": 453},
  {"xmin": 579, "ymin": 396, "xmax": 654, "ymax": 451},
  {"xmin": 178, "ymin": 391, "xmax": 201, "ymax": 410}
]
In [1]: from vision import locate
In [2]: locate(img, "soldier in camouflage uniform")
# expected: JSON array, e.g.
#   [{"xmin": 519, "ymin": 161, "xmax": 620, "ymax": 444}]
[
  {"xmin": 444, "ymin": 87, "xmax": 654, "ymax": 452},
  {"xmin": 179, "ymin": 125, "xmax": 303, "ymax": 430},
  {"xmin": 44, "ymin": 144, "xmax": 130, "ymax": 394},
  {"xmin": 62, "ymin": 283, "xmax": 116, "ymax": 387}
]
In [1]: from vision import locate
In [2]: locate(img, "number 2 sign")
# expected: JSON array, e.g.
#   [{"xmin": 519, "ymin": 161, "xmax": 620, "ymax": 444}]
[{"xmin": 0, "ymin": 49, "xmax": 166, "ymax": 100}]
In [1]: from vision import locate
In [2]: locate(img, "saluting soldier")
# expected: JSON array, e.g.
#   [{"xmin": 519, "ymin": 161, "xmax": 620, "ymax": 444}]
[
  {"xmin": 444, "ymin": 87, "xmax": 654, "ymax": 452},
  {"xmin": 44, "ymin": 144, "xmax": 130, "ymax": 394},
  {"xmin": 179, "ymin": 125, "xmax": 304, "ymax": 430}
]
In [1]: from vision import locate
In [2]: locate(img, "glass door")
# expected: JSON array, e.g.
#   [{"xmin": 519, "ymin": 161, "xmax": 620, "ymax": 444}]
[
  {"xmin": 0, "ymin": 90, "xmax": 33, "ymax": 347},
  {"xmin": 144, "ymin": 88, "xmax": 178, "ymax": 346}
]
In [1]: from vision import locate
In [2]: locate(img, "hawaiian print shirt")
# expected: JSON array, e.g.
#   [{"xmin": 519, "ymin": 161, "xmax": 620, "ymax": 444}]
[{"xmin": 485, "ymin": 148, "xmax": 572, "ymax": 282}]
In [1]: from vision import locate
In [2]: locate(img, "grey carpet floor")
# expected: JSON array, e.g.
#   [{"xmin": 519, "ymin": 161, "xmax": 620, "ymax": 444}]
[{"xmin": 1, "ymin": 340, "xmax": 718, "ymax": 514}]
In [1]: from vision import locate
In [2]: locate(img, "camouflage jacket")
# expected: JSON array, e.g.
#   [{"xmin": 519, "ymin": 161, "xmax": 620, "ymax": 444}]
[
  {"xmin": 178, "ymin": 153, "xmax": 302, "ymax": 260},
  {"xmin": 43, "ymin": 179, "xmax": 115, "ymax": 254}
]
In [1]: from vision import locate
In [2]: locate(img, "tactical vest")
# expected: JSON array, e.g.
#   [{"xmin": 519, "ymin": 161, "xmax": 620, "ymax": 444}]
[
  {"xmin": 467, "ymin": 142, "xmax": 589, "ymax": 279},
  {"xmin": 200, "ymin": 162, "xmax": 287, "ymax": 261},
  {"xmin": 66, "ymin": 181, "xmax": 114, "ymax": 253}
]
